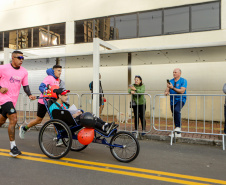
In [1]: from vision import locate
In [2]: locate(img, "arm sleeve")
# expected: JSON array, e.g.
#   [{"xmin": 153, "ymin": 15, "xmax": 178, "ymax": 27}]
[
  {"xmin": 39, "ymin": 76, "xmax": 51, "ymax": 94},
  {"xmin": 39, "ymin": 83, "xmax": 47, "ymax": 94},
  {"xmin": 136, "ymin": 85, "xmax": 145, "ymax": 93},
  {"xmin": 181, "ymin": 79, "xmax": 187, "ymax": 89},
  {"xmin": 23, "ymin": 85, "xmax": 32, "ymax": 96}
]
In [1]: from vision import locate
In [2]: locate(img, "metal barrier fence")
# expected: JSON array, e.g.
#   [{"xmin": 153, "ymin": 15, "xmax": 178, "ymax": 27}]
[
  {"xmin": 11, "ymin": 93, "xmax": 226, "ymax": 150},
  {"xmin": 80, "ymin": 93, "xmax": 152, "ymax": 134},
  {"xmin": 153, "ymin": 94, "xmax": 226, "ymax": 150}
]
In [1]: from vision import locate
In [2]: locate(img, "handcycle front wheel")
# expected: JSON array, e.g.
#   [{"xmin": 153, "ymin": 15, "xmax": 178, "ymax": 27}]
[
  {"xmin": 39, "ymin": 119, "xmax": 72, "ymax": 159},
  {"xmin": 110, "ymin": 131, "xmax": 140, "ymax": 163}
]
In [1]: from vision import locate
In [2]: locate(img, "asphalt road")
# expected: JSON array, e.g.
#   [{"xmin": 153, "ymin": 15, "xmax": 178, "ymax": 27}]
[{"xmin": 0, "ymin": 127, "xmax": 225, "ymax": 185}]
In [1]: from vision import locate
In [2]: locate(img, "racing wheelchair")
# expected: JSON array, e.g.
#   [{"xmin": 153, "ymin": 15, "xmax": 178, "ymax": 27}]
[{"xmin": 38, "ymin": 97, "xmax": 140, "ymax": 162}]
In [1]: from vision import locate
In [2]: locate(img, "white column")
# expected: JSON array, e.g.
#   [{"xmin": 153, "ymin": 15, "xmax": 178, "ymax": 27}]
[
  {"xmin": 4, "ymin": 48, "xmax": 13, "ymax": 64},
  {"xmin": 93, "ymin": 38, "xmax": 100, "ymax": 117},
  {"xmin": 66, "ymin": 21, "xmax": 75, "ymax": 45}
]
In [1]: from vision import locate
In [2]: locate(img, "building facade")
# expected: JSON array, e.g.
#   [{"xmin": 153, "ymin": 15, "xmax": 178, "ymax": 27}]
[{"xmin": 0, "ymin": 0, "xmax": 225, "ymax": 118}]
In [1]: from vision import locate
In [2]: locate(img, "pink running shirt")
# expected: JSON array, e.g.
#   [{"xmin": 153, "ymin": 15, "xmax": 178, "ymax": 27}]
[
  {"xmin": 38, "ymin": 76, "xmax": 60, "ymax": 104},
  {"xmin": 0, "ymin": 63, "xmax": 29, "ymax": 107}
]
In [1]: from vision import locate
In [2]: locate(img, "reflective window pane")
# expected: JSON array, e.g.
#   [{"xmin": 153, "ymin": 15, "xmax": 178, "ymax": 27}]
[
  {"xmin": 49, "ymin": 23, "xmax": 65, "ymax": 45},
  {"xmin": 4, "ymin": 32, "xmax": 9, "ymax": 48},
  {"xmin": 75, "ymin": 20, "xmax": 94, "ymax": 43},
  {"xmin": 18, "ymin": 29, "xmax": 32, "ymax": 49},
  {"xmin": 95, "ymin": 17, "xmax": 115, "ymax": 41},
  {"xmin": 5, "ymin": 30, "xmax": 17, "ymax": 49},
  {"xmin": 0, "ymin": 32, "xmax": 3, "ymax": 51},
  {"xmin": 164, "ymin": 7, "xmax": 189, "ymax": 34},
  {"xmin": 139, "ymin": 11, "xmax": 162, "ymax": 37},
  {"xmin": 115, "ymin": 14, "xmax": 137, "ymax": 39},
  {"xmin": 191, "ymin": 2, "xmax": 220, "ymax": 32},
  {"xmin": 33, "ymin": 26, "xmax": 48, "ymax": 47}
]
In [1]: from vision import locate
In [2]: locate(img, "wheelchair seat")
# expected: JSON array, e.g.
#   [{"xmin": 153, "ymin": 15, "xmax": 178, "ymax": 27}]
[
  {"xmin": 47, "ymin": 99, "xmax": 56, "ymax": 108},
  {"xmin": 52, "ymin": 109, "xmax": 78, "ymax": 126}
]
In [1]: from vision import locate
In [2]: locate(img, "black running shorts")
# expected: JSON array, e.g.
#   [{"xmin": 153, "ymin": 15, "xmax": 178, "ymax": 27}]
[
  {"xmin": 37, "ymin": 103, "xmax": 47, "ymax": 118},
  {"xmin": 0, "ymin": 102, "xmax": 17, "ymax": 118}
]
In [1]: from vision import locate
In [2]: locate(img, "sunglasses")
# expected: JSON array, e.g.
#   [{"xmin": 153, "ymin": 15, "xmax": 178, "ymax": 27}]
[{"xmin": 14, "ymin": 56, "xmax": 24, "ymax": 60}]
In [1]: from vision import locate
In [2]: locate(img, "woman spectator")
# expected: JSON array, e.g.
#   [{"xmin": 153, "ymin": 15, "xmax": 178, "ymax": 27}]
[{"xmin": 128, "ymin": 75, "xmax": 146, "ymax": 132}]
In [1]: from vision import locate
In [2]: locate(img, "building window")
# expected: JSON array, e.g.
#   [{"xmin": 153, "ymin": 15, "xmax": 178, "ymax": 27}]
[
  {"xmin": 49, "ymin": 23, "xmax": 65, "ymax": 45},
  {"xmin": 18, "ymin": 29, "xmax": 32, "ymax": 49},
  {"xmin": 191, "ymin": 2, "xmax": 220, "ymax": 32},
  {"xmin": 164, "ymin": 6, "xmax": 189, "ymax": 35},
  {"xmin": 94, "ymin": 17, "xmax": 115, "ymax": 41},
  {"xmin": 0, "ymin": 32, "xmax": 3, "ymax": 51},
  {"xmin": 139, "ymin": 10, "xmax": 162, "ymax": 37},
  {"xmin": 4, "ymin": 30, "xmax": 17, "ymax": 49},
  {"xmin": 115, "ymin": 14, "xmax": 137, "ymax": 39}
]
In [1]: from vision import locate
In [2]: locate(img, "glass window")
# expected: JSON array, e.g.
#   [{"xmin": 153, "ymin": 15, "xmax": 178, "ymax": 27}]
[
  {"xmin": 33, "ymin": 26, "xmax": 48, "ymax": 47},
  {"xmin": 191, "ymin": 2, "xmax": 220, "ymax": 32},
  {"xmin": 94, "ymin": 17, "xmax": 115, "ymax": 41},
  {"xmin": 115, "ymin": 14, "xmax": 137, "ymax": 39},
  {"xmin": 18, "ymin": 29, "xmax": 32, "ymax": 49},
  {"xmin": 164, "ymin": 7, "xmax": 189, "ymax": 34},
  {"xmin": 84, "ymin": 20, "xmax": 94, "ymax": 42},
  {"xmin": 49, "ymin": 23, "xmax": 65, "ymax": 45},
  {"xmin": 139, "ymin": 10, "xmax": 162, "ymax": 37},
  {"xmin": 75, "ymin": 21, "xmax": 85, "ymax": 43},
  {"xmin": 75, "ymin": 20, "xmax": 94, "ymax": 43},
  {"xmin": 0, "ymin": 32, "xmax": 3, "ymax": 51},
  {"xmin": 8, "ymin": 30, "xmax": 17, "ymax": 49},
  {"xmin": 4, "ymin": 32, "xmax": 9, "ymax": 48}
]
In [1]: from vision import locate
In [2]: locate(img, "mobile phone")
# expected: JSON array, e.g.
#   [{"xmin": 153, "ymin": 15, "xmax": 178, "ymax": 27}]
[
  {"xmin": 167, "ymin": 79, "xmax": 170, "ymax": 84},
  {"xmin": 129, "ymin": 84, "xmax": 133, "ymax": 87}
]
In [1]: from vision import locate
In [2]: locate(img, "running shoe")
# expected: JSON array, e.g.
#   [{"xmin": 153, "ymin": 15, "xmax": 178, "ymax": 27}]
[
  {"xmin": 56, "ymin": 139, "xmax": 64, "ymax": 147},
  {"xmin": 9, "ymin": 146, "xmax": 22, "ymax": 157},
  {"xmin": 19, "ymin": 125, "xmax": 26, "ymax": 139}
]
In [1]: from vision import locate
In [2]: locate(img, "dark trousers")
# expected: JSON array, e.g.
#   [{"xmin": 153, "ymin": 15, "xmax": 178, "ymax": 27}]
[
  {"xmin": 133, "ymin": 104, "xmax": 146, "ymax": 130},
  {"xmin": 170, "ymin": 101, "xmax": 185, "ymax": 128}
]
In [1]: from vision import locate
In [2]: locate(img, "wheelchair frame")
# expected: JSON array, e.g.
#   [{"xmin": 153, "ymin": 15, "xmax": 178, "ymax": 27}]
[{"xmin": 38, "ymin": 97, "xmax": 140, "ymax": 162}]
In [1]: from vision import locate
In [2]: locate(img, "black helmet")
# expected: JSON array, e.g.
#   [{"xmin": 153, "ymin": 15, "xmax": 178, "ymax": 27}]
[{"xmin": 79, "ymin": 112, "xmax": 95, "ymax": 128}]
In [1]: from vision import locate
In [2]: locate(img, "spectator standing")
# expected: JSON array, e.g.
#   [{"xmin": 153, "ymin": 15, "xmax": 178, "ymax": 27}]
[
  {"xmin": 164, "ymin": 68, "xmax": 187, "ymax": 137},
  {"xmin": 89, "ymin": 73, "xmax": 106, "ymax": 115},
  {"xmin": 128, "ymin": 75, "xmax": 146, "ymax": 132}
]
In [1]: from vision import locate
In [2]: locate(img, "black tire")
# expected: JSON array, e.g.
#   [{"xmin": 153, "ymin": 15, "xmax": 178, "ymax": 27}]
[
  {"xmin": 39, "ymin": 119, "xmax": 72, "ymax": 159},
  {"xmin": 110, "ymin": 131, "xmax": 140, "ymax": 163},
  {"xmin": 62, "ymin": 128, "xmax": 88, "ymax": 151}
]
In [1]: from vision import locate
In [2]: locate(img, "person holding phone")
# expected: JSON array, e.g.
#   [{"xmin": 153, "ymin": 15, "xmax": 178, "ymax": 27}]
[
  {"xmin": 128, "ymin": 75, "xmax": 146, "ymax": 132},
  {"xmin": 164, "ymin": 68, "xmax": 187, "ymax": 137}
]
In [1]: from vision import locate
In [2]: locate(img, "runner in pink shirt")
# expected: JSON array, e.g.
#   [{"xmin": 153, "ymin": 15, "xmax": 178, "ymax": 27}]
[
  {"xmin": 19, "ymin": 65, "xmax": 62, "ymax": 140},
  {"xmin": 0, "ymin": 50, "xmax": 36, "ymax": 157}
]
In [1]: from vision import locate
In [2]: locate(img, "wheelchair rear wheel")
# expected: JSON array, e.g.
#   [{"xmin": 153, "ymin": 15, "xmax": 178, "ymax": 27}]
[
  {"xmin": 110, "ymin": 131, "xmax": 140, "ymax": 162},
  {"xmin": 62, "ymin": 128, "xmax": 88, "ymax": 151},
  {"xmin": 39, "ymin": 119, "xmax": 72, "ymax": 159}
]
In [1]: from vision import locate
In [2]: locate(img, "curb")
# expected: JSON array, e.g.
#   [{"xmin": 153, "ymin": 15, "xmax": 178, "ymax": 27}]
[{"xmin": 140, "ymin": 134, "xmax": 223, "ymax": 147}]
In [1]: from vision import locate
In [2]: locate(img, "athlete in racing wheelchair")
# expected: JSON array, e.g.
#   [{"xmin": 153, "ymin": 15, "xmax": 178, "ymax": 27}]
[
  {"xmin": 49, "ymin": 88, "xmax": 117, "ymax": 134},
  {"xmin": 39, "ymin": 88, "xmax": 140, "ymax": 162}
]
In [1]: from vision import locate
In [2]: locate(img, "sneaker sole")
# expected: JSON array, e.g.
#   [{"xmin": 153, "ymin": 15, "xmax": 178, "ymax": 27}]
[
  {"xmin": 19, "ymin": 126, "xmax": 25, "ymax": 139},
  {"xmin": 9, "ymin": 152, "xmax": 22, "ymax": 157}
]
